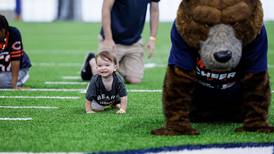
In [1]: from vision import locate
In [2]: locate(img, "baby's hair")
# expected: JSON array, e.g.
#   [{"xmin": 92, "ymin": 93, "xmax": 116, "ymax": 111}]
[
  {"xmin": 0, "ymin": 14, "xmax": 9, "ymax": 30},
  {"xmin": 95, "ymin": 50, "xmax": 117, "ymax": 65}
]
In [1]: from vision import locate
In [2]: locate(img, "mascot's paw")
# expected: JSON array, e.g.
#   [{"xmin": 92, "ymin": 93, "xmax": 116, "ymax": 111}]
[
  {"xmin": 151, "ymin": 127, "xmax": 199, "ymax": 136},
  {"xmin": 235, "ymin": 126, "xmax": 274, "ymax": 133}
]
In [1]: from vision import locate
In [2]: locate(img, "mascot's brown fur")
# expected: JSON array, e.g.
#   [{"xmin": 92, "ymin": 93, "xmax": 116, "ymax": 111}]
[
  {"xmin": 152, "ymin": 0, "xmax": 274, "ymax": 135},
  {"xmin": 176, "ymin": 0, "xmax": 264, "ymax": 49}
]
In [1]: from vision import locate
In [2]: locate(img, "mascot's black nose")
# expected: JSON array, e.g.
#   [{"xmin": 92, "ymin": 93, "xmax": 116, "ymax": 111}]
[{"xmin": 214, "ymin": 50, "xmax": 232, "ymax": 63}]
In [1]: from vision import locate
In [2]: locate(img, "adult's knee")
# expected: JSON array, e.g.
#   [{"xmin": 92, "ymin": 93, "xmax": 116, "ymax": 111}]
[
  {"xmin": 0, "ymin": 73, "xmax": 12, "ymax": 88},
  {"xmin": 125, "ymin": 77, "xmax": 142, "ymax": 84}
]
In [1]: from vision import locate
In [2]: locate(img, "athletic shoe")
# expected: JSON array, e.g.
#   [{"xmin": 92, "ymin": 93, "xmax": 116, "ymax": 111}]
[{"xmin": 81, "ymin": 52, "xmax": 95, "ymax": 81}]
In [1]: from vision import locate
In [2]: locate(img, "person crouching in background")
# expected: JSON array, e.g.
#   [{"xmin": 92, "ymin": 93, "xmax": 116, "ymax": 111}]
[{"xmin": 0, "ymin": 15, "xmax": 31, "ymax": 88}]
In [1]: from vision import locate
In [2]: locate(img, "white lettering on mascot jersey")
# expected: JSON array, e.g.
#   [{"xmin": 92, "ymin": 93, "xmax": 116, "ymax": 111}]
[{"xmin": 195, "ymin": 57, "xmax": 237, "ymax": 89}]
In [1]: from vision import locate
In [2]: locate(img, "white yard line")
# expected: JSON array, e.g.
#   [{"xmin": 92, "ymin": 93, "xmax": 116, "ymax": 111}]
[
  {"xmin": 28, "ymin": 62, "xmax": 274, "ymax": 69},
  {"xmin": 62, "ymin": 76, "xmax": 81, "ymax": 80},
  {"xmin": 33, "ymin": 62, "xmax": 165, "ymax": 68},
  {"xmin": 128, "ymin": 89, "xmax": 162, "ymax": 92},
  {"xmin": 0, "ymin": 118, "xmax": 32, "ymax": 121},
  {"xmin": 32, "ymin": 62, "xmax": 81, "ymax": 67},
  {"xmin": 0, "ymin": 106, "xmax": 58, "ymax": 109},
  {"xmin": 45, "ymin": 81, "xmax": 87, "ymax": 85},
  {"xmin": 80, "ymin": 89, "xmax": 162, "ymax": 93},
  {"xmin": 1, "ymin": 88, "xmax": 273, "ymax": 93},
  {"xmin": 0, "ymin": 88, "xmax": 83, "ymax": 92},
  {"xmin": 144, "ymin": 63, "xmax": 165, "ymax": 68},
  {"xmin": 0, "ymin": 88, "xmax": 162, "ymax": 93},
  {"xmin": 0, "ymin": 96, "xmax": 80, "ymax": 99}
]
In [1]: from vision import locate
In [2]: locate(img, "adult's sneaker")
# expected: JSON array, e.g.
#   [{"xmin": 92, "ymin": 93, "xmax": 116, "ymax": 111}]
[{"xmin": 80, "ymin": 52, "xmax": 95, "ymax": 81}]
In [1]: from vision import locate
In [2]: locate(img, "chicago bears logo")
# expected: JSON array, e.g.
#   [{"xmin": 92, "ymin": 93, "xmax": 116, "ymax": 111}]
[{"xmin": 12, "ymin": 41, "xmax": 22, "ymax": 50}]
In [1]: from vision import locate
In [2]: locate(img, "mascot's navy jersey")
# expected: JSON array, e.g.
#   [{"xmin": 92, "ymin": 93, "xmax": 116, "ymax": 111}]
[
  {"xmin": 0, "ymin": 27, "xmax": 31, "ymax": 72},
  {"xmin": 168, "ymin": 21, "xmax": 268, "ymax": 90},
  {"xmin": 100, "ymin": 0, "xmax": 160, "ymax": 45}
]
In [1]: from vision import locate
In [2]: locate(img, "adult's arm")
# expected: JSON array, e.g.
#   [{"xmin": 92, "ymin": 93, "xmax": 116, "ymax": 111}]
[
  {"xmin": 146, "ymin": 2, "xmax": 159, "ymax": 58},
  {"xmin": 101, "ymin": 0, "xmax": 116, "ymax": 50},
  {"xmin": 11, "ymin": 60, "xmax": 20, "ymax": 88}
]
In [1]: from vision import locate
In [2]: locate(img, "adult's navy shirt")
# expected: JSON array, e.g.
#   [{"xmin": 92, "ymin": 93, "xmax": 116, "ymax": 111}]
[
  {"xmin": 168, "ymin": 21, "xmax": 268, "ymax": 89},
  {"xmin": 100, "ymin": 0, "xmax": 160, "ymax": 45}
]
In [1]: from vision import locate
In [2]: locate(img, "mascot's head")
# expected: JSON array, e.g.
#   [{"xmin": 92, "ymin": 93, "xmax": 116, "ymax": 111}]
[{"xmin": 176, "ymin": 0, "xmax": 263, "ymax": 71}]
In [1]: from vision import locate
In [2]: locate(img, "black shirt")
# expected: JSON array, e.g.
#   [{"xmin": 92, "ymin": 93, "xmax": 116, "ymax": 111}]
[
  {"xmin": 86, "ymin": 73, "xmax": 127, "ymax": 106},
  {"xmin": 0, "ymin": 27, "xmax": 31, "ymax": 72}
]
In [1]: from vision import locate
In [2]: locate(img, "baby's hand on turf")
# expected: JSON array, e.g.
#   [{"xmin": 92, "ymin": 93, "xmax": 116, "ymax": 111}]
[
  {"xmin": 116, "ymin": 109, "xmax": 126, "ymax": 114},
  {"xmin": 15, "ymin": 86, "xmax": 31, "ymax": 90},
  {"xmin": 86, "ymin": 110, "xmax": 96, "ymax": 114}
]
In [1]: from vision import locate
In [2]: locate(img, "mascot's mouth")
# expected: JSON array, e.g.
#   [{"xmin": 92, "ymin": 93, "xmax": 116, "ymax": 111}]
[{"xmin": 210, "ymin": 67, "xmax": 233, "ymax": 72}]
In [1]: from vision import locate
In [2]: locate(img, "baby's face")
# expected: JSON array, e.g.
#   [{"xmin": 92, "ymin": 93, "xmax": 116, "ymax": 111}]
[{"xmin": 96, "ymin": 56, "xmax": 117, "ymax": 77}]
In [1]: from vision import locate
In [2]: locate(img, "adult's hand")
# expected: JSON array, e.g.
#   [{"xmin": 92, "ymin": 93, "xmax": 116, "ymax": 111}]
[
  {"xmin": 146, "ymin": 37, "xmax": 156, "ymax": 58},
  {"xmin": 101, "ymin": 39, "xmax": 117, "ymax": 53}
]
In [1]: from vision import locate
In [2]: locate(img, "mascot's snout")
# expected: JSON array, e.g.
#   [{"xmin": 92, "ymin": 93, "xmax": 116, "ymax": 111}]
[
  {"xmin": 213, "ymin": 50, "xmax": 232, "ymax": 63},
  {"xmin": 200, "ymin": 24, "xmax": 242, "ymax": 71}
]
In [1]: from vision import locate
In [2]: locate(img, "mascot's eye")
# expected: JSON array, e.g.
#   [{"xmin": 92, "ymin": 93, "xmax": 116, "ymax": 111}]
[
  {"xmin": 231, "ymin": 22, "xmax": 239, "ymax": 27},
  {"xmin": 205, "ymin": 23, "xmax": 214, "ymax": 28}
]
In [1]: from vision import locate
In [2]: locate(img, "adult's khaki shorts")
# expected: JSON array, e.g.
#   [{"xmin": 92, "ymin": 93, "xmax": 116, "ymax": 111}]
[{"xmin": 98, "ymin": 39, "xmax": 145, "ymax": 81}]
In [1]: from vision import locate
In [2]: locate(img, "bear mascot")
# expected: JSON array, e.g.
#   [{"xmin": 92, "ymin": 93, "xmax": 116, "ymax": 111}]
[{"xmin": 152, "ymin": 0, "xmax": 274, "ymax": 135}]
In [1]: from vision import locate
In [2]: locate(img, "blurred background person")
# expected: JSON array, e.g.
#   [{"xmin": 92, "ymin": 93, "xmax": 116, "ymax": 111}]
[
  {"xmin": 57, "ymin": 0, "xmax": 82, "ymax": 21},
  {"xmin": 15, "ymin": 0, "xmax": 21, "ymax": 20},
  {"xmin": 0, "ymin": 14, "xmax": 31, "ymax": 88}
]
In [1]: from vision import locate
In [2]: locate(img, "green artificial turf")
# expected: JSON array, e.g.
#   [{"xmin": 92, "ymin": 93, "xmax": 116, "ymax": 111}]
[{"xmin": 0, "ymin": 21, "xmax": 273, "ymax": 152}]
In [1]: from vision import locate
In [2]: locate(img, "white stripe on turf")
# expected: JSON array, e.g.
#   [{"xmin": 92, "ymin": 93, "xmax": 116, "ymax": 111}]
[
  {"xmin": 0, "ymin": 88, "xmax": 83, "ymax": 92},
  {"xmin": 0, "ymin": 96, "xmax": 80, "ymax": 99},
  {"xmin": 128, "ymin": 89, "xmax": 162, "ymax": 92},
  {"xmin": 32, "ymin": 62, "xmax": 81, "ymax": 67},
  {"xmin": 1, "ymin": 88, "xmax": 274, "ymax": 93},
  {"xmin": 79, "ymin": 89, "xmax": 162, "ymax": 93},
  {"xmin": 0, "ymin": 118, "xmax": 32, "ymax": 121},
  {"xmin": 45, "ymin": 81, "xmax": 87, "ymax": 85},
  {"xmin": 33, "ymin": 62, "xmax": 165, "ymax": 68},
  {"xmin": 0, "ymin": 106, "xmax": 58, "ymax": 109},
  {"xmin": 62, "ymin": 76, "xmax": 81, "ymax": 80},
  {"xmin": 0, "ymin": 88, "xmax": 163, "ymax": 93},
  {"xmin": 144, "ymin": 63, "xmax": 165, "ymax": 68}
]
